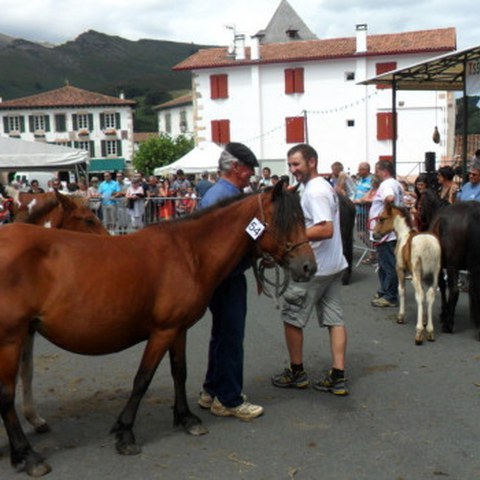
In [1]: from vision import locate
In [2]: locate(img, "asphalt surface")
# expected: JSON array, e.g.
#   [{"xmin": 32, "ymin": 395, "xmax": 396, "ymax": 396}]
[{"xmin": 1, "ymin": 252, "xmax": 479, "ymax": 480}]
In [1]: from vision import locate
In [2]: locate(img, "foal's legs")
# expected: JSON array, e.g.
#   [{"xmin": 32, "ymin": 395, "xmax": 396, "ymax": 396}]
[
  {"xmin": 169, "ymin": 329, "xmax": 208, "ymax": 436},
  {"xmin": 111, "ymin": 329, "xmax": 180, "ymax": 455},
  {"xmin": 412, "ymin": 272, "xmax": 426, "ymax": 345},
  {"xmin": 20, "ymin": 332, "xmax": 50, "ymax": 433},
  {"xmin": 425, "ymin": 284, "xmax": 436, "ymax": 342},
  {"xmin": 442, "ymin": 267, "xmax": 459, "ymax": 333},
  {"xmin": 396, "ymin": 267, "xmax": 406, "ymax": 324},
  {"xmin": 0, "ymin": 336, "xmax": 51, "ymax": 476}
]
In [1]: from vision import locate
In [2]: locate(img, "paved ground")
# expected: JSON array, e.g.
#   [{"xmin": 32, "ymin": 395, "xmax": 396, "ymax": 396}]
[{"xmin": 1, "ymin": 253, "xmax": 479, "ymax": 480}]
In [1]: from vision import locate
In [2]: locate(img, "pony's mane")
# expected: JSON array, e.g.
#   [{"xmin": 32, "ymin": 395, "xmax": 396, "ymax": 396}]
[
  {"xmin": 392, "ymin": 204, "xmax": 414, "ymax": 229},
  {"xmin": 146, "ymin": 188, "xmax": 304, "ymax": 239}
]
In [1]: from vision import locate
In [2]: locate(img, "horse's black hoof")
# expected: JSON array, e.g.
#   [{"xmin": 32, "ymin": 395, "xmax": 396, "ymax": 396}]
[
  {"xmin": 26, "ymin": 461, "xmax": 52, "ymax": 477},
  {"xmin": 115, "ymin": 440, "xmax": 142, "ymax": 456},
  {"xmin": 18, "ymin": 452, "xmax": 52, "ymax": 477}
]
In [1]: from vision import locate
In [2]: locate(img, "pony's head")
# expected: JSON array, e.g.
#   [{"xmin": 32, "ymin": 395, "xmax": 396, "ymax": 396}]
[
  {"xmin": 20, "ymin": 191, "xmax": 109, "ymax": 235},
  {"xmin": 255, "ymin": 181, "xmax": 316, "ymax": 281},
  {"xmin": 373, "ymin": 202, "xmax": 411, "ymax": 240}
]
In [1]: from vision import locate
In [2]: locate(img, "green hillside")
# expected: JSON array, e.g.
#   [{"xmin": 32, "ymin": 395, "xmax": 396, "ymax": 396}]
[{"xmin": 0, "ymin": 30, "xmax": 210, "ymax": 131}]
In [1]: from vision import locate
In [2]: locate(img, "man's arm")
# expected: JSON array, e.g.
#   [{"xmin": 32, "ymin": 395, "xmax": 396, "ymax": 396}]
[{"xmin": 307, "ymin": 221, "xmax": 333, "ymax": 241}]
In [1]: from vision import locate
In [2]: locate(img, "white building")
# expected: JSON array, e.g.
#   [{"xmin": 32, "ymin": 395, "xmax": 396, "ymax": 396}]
[
  {"xmin": 154, "ymin": 93, "xmax": 194, "ymax": 139},
  {"xmin": 174, "ymin": 0, "xmax": 457, "ymax": 176},
  {"xmin": 0, "ymin": 85, "xmax": 136, "ymax": 174}
]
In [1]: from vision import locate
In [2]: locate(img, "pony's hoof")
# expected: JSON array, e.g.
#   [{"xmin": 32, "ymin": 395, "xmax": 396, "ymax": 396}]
[
  {"xmin": 27, "ymin": 462, "xmax": 52, "ymax": 477},
  {"xmin": 187, "ymin": 423, "xmax": 209, "ymax": 436},
  {"xmin": 396, "ymin": 316, "xmax": 405, "ymax": 324},
  {"xmin": 115, "ymin": 441, "xmax": 142, "ymax": 456},
  {"xmin": 427, "ymin": 333, "xmax": 435, "ymax": 342},
  {"xmin": 415, "ymin": 332, "xmax": 424, "ymax": 345},
  {"xmin": 34, "ymin": 422, "xmax": 51, "ymax": 434}
]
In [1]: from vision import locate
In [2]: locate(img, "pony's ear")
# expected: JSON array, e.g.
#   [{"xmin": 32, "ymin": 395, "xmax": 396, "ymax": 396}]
[
  {"xmin": 384, "ymin": 200, "xmax": 393, "ymax": 213},
  {"xmin": 55, "ymin": 190, "xmax": 76, "ymax": 211}
]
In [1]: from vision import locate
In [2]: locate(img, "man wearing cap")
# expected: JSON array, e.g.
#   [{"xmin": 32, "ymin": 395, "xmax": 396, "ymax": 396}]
[
  {"xmin": 195, "ymin": 170, "xmax": 214, "ymax": 198},
  {"xmin": 457, "ymin": 160, "xmax": 480, "ymax": 202},
  {"xmin": 197, "ymin": 142, "xmax": 264, "ymax": 420}
]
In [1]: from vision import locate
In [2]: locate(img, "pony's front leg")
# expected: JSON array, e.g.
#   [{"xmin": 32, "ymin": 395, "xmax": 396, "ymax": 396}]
[
  {"xmin": 397, "ymin": 268, "xmax": 406, "ymax": 324},
  {"xmin": 169, "ymin": 330, "xmax": 208, "ymax": 436},
  {"xmin": 412, "ymin": 274, "xmax": 425, "ymax": 345},
  {"xmin": 443, "ymin": 267, "xmax": 459, "ymax": 333},
  {"xmin": 425, "ymin": 285, "xmax": 436, "ymax": 342},
  {"xmin": 20, "ymin": 332, "xmax": 50, "ymax": 433},
  {"xmin": 111, "ymin": 330, "xmax": 177, "ymax": 456}
]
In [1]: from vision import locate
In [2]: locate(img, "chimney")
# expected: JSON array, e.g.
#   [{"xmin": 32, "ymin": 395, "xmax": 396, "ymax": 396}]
[
  {"xmin": 234, "ymin": 34, "xmax": 246, "ymax": 61},
  {"xmin": 250, "ymin": 35, "xmax": 260, "ymax": 61},
  {"xmin": 356, "ymin": 24, "xmax": 367, "ymax": 53}
]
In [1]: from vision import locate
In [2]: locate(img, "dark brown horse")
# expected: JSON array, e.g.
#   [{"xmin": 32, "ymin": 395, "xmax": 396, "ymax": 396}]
[
  {"xmin": 0, "ymin": 183, "xmax": 316, "ymax": 476},
  {"xmin": 430, "ymin": 201, "xmax": 480, "ymax": 339},
  {"xmin": 12, "ymin": 191, "xmax": 109, "ymax": 436}
]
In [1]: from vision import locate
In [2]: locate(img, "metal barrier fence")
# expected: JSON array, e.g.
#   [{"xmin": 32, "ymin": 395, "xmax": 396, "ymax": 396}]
[
  {"xmin": 354, "ymin": 202, "xmax": 376, "ymax": 267},
  {"xmin": 88, "ymin": 196, "xmax": 198, "ymax": 234}
]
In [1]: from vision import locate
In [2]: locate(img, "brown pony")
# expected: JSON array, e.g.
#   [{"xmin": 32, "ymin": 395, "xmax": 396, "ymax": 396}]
[
  {"xmin": 0, "ymin": 183, "xmax": 316, "ymax": 476},
  {"xmin": 12, "ymin": 191, "xmax": 109, "ymax": 437}
]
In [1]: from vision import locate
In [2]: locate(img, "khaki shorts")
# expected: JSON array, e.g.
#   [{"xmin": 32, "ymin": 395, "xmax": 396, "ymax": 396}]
[{"xmin": 281, "ymin": 271, "xmax": 345, "ymax": 329}]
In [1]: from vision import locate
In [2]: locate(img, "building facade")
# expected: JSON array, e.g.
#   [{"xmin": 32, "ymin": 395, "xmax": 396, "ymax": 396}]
[
  {"xmin": 0, "ymin": 85, "xmax": 136, "ymax": 173},
  {"xmin": 154, "ymin": 93, "xmax": 194, "ymax": 139},
  {"xmin": 174, "ymin": 1, "xmax": 457, "ymax": 176}
]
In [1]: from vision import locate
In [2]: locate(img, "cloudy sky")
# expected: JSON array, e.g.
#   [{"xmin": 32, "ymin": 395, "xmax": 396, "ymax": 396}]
[{"xmin": 0, "ymin": 0, "xmax": 478, "ymax": 50}]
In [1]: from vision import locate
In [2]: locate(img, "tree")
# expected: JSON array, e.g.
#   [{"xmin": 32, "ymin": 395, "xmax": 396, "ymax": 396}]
[{"xmin": 133, "ymin": 134, "xmax": 194, "ymax": 175}]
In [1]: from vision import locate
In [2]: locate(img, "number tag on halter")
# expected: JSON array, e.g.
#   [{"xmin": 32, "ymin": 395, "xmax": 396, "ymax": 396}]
[{"xmin": 246, "ymin": 217, "xmax": 265, "ymax": 240}]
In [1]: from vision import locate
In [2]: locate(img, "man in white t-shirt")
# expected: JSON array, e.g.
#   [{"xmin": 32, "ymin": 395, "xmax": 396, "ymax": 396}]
[
  {"xmin": 271, "ymin": 143, "xmax": 349, "ymax": 396},
  {"xmin": 368, "ymin": 160, "xmax": 404, "ymax": 308}
]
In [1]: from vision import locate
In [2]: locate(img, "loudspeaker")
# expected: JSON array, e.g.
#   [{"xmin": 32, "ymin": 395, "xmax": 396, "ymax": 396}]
[{"xmin": 425, "ymin": 152, "xmax": 436, "ymax": 173}]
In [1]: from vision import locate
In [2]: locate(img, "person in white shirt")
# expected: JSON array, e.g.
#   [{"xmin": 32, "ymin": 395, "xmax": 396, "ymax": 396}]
[
  {"xmin": 271, "ymin": 143, "xmax": 349, "ymax": 396},
  {"xmin": 368, "ymin": 160, "xmax": 404, "ymax": 308}
]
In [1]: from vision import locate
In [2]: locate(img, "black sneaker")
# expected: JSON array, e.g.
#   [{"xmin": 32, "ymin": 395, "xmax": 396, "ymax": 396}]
[
  {"xmin": 313, "ymin": 370, "xmax": 349, "ymax": 396},
  {"xmin": 271, "ymin": 368, "xmax": 309, "ymax": 388}
]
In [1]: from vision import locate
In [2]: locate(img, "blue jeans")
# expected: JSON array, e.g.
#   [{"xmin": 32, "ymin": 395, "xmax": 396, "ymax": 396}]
[
  {"xmin": 203, "ymin": 274, "xmax": 247, "ymax": 408},
  {"xmin": 376, "ymin": 241, "xmax": 398, "ymax": 303}
]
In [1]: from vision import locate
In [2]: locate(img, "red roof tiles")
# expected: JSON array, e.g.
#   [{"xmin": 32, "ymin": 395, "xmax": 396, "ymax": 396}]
[
  {"xmin": 174, "ymin": 28, "xmax": 457, "ymax": 71},
  {"xmin": 0, "ymin": 85, "xmax": 136, "ymax": 109}
]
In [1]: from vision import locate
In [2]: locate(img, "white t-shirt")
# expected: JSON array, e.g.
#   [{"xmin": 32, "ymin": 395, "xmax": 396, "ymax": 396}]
[
  {"xmin": 301, "ymin": 176, "xmax": 348, "ymax": 276},
  {"xmin": 368, "ymin": 177, "xmax": 404, "ymax": 242}
]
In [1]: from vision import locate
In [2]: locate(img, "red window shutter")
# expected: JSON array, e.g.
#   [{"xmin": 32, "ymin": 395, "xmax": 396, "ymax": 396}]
[
  {"xmin": 378, "ymin": 155, "xmax": 393, "ymax": 162},
  {"xmin": 211, "ymin": 120, "xmax": 230, "ymax": 144},
  {"xmin": 286, "ymin": 116, "xmax": 305, "ymax": 143},
  {"xmin": 285, "ymin": 69, "xmax": 295, "ymax": 94},
  {"xmin": 294, "ymin": 68, "xmax": 304, "ymax": 93},
  {"xmin": 375, "ymin": 62, "xmax": 397, "ymax": 89},
  {"xmin": 377, "ymin": 112, "xmax": 395, "ymax": 140},
  {"xmin": 210, "ymin": 75, "xmax": 219, "ymax": 99},
  {"xmin": 217, "ymin": 74, "xmax": 228, "ymax": 98},
  {"xmin": 219, "ymin": 119, "xmax": 230, "ymax": 143}
]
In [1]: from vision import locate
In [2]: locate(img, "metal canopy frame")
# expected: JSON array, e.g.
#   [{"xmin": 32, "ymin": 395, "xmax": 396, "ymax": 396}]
[{"xmin": 359, "ymin": 45, "xmax": 480, "ymax": 177}]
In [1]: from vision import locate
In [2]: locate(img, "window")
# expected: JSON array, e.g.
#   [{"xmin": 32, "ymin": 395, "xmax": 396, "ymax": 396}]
[
  {"xmin": 345, "ymin": 72, "xmax": 355, "ymax": 81},
  {"xmin": 72, "ymin": 113, "xmax": 94, "ymax": 131},
  {"xmin": 101, "ymin": 140, "xmax": 122, "ymax": 157},
  {"xmin": 211, "ymin": 119, "xmax": 230, "ymax": 144},
  {"xmin": 3, "ymin": 115, "xmax": 25, "ymax": 133},
  {"xmin": 285, "ymin": 68, "xmax": 304, "ymax": 94},
  {"xmin": 210, "ymin": 74, "xmax": 228, "ymax": 99},
  {"xmin": 285, "ymin": 116, "xmax": 305, "ymax": 143},
  {"xmin": 377, "ymin": 112, "xmax": 396, "ymax": 140},
  {"xmin": 74, "ymin": 141, "xmax": 95, "ymax": 157},
  {"xmin": 100, "ymin": 112, "xmax": 120, "ymax": 130},
  {"xmin": 28, "ymin": 114, "xmax": 50, "ymax": 133},
  {"xmin": 375, "ymin": 62, "xmax": 397, "ymax": 89},
  {"xmin": 165, "ymin": 113, "xmax": 172, "ymax": 134},
  {"xmin": 55, "ymin": 114, "xmax": 66, "ymax": 132},
  {"xmin": 179, "ymin": 110, "xmax": 188, "ymax": 133},
  {"xmin": 346, "ymin": 119, "xmax": 355, "ymax": 127}
]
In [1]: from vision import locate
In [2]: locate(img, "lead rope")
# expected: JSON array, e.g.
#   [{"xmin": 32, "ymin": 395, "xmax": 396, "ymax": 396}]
[{"xmin": 252, "ymin": 256, "xmax": 290, "ymax": 309}]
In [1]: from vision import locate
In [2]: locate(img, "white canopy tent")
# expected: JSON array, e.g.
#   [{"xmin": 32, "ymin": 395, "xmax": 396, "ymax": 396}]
[
  {"xmin": 0, "ymin": 136, "xmax": 89, "ymax": 171},
  {"xmin": 154, "ymin": 141, "xmax": 223, "ymax": 176}
]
